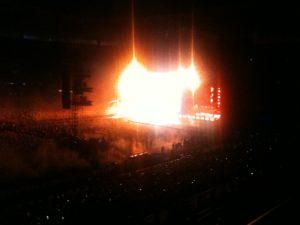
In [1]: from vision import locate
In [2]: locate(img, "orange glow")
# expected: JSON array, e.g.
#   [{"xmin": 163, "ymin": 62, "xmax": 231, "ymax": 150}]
[{"xmin": 107, "ymin": 56, "xmax": 201, "ymax": 125}]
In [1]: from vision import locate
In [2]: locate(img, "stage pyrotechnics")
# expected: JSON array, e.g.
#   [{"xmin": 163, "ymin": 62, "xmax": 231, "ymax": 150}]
[
  {"xmin": 101, "ymin": 5, "xmax": 222, "ymax": 157},
  {"xmin": 106, "ymin": 13, "xmax": 221, "ymax": 127}
]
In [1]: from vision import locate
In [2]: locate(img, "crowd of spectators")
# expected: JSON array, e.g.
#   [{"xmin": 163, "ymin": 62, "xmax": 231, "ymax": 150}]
[{"xmin": 0, "ymin": 121, "xmax": 290, "ymax": 224}]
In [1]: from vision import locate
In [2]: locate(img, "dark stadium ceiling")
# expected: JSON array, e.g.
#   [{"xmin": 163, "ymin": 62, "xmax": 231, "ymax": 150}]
[{"xmin": 1, "ymin": 1, "xmax": 299, "ymax": 43}]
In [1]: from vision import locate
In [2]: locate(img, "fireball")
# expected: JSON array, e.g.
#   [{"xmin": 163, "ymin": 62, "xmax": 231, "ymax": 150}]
[{"xmin": 107, "ymin": 56, "xmax": 201, "ymax": 125}]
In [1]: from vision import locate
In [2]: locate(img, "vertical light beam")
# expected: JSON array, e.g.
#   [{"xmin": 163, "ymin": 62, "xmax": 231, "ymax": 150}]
[{"xmin": 131, "ymin": 0, "xmax": 136, "ymax": 60}]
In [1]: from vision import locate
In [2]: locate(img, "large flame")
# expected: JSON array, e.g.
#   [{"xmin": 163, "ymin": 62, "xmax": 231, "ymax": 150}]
[{"xmin": 108, "ymin": 57, "xmax": 201, "ymax": 125}]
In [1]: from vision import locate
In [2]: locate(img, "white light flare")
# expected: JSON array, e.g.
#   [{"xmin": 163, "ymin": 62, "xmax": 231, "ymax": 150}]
[{"xmin": 108, "ymin": 57, "xmax": 201, "ymax": 125}]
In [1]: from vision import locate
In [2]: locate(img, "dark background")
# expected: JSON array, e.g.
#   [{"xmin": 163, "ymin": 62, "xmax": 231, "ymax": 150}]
[{"xmin": 0, "ymin": 0, "xmax": 299, "ymax": 130}]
